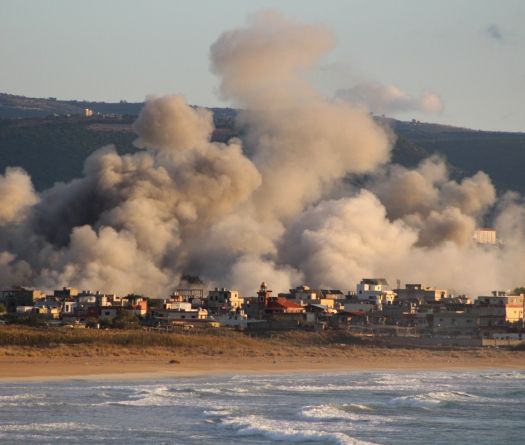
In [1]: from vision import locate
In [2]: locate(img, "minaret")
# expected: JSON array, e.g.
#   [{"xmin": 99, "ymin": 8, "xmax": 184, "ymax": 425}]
[{"xmin": 257, "ymin": 282, "xmax": 272, "ymax": 318}]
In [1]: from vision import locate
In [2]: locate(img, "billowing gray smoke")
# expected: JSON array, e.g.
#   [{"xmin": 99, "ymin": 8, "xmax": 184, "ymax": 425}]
[{"xmin": 0, "ymin": 11, "xmax": 524, "ymax": 298}]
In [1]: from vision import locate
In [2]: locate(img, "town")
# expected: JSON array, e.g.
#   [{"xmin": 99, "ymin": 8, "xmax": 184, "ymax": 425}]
[{"xmin": 1, "ymin": 277, "xmax": 524, "ymax": 348}]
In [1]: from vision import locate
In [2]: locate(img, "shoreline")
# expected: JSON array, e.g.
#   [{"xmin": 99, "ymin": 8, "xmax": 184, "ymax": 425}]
[
  {"xmin": 2, "ymin": 349, "xmax": 525, "ymax": 382},
  {"xmin": 1, "ymin": 327, "xmax": 524, "ymax": 381}
]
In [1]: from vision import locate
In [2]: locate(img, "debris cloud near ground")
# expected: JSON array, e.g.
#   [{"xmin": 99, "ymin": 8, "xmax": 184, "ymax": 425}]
[{"xmin": 0, "ymin": 11, "xmax": 523, "ymax": 297}]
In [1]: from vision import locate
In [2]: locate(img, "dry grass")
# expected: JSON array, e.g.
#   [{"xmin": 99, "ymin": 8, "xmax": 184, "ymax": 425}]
[{"xmin": 0, "ymin": 326, "xmax": 524, "ymax": 364}]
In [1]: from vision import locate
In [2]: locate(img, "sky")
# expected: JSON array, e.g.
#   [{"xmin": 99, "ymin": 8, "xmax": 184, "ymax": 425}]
[{"xmin": 1, "ymin": 0, "xmax": 524, "ymax": 132}]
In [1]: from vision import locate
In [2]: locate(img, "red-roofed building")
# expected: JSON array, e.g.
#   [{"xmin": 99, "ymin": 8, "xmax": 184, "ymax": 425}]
[{"xmin": 265, "ymin": 298, "xmax": 305, "ymax": 314}]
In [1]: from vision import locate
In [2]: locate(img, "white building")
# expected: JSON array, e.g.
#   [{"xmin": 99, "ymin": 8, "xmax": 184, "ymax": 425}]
[
  {"xmin": 157, "ymin": 308, "xmax": 208, "ymax": 321},
  {"xmin": 473, "ymin": 228, "xmax": 497, "ymax": 245},
  {"xmin": 356, "ymin": 278, "xmax": 396, "ymax": 305},
  {"xmin": 165, "ymin": 301, "xmax": 192, "ymax": 311},
  {"xmin": 62, "ymin": 301, "xmax": 77, "ymax": 314},
  {"xmin": 207, "ymin": 288, "xmax": 243, "ymax": 312}
]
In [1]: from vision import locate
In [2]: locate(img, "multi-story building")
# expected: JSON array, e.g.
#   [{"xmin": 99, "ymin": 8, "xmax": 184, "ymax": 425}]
[
  {"xmin": 356, "ymin": 278, "xmax": 395, "ymax": 305},
  {"xmin": 207, "ymin": 288, "xmax": 243, "ymax": 313},
  {"xmin": 394, "ymin": 283, "xmax": 448, "ymax": 303},
  {"xmin": 473, "ymin": 228, "xmax": 497, "ymax": 245},
  {"xmin": 475, "ymin": 291, "xmax": 524, "ymax": 328},
  {"xmin": 0, "ymin": 287, "xmax": 46, "ymax": 313},
  {"xmin": 432, "ymin": 310, "xmax": 478, "ymax": 335}
]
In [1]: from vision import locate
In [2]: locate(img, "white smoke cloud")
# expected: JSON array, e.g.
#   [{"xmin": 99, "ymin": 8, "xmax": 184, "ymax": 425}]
[
  {"xmin": 368, "ymin": 156, "xmax": 496, "ymax": 247},
  {"xmin": 280, "ymin": 191, "xmax": 418, "ymax": 289},
  {"xmin": 211, "ymin": 12, "xmax": 391, "ymax": 221},
  {"xmin": 133, "ymin": 95, "xmax": 213, "ymax": 152},
  {"xmin": 210, "ymin": 10, "xmax": 334, "ymax": 106},
  {"xmin": 0, "ymin": 11, "xmax": 523, "ymax": 299},
  {"xmin": 0, "ymin": 167, "xmax": 39, "ymax": 224},
  {"xmin": 336, "ymin": 81, "xmax": 444, "ymax": 115}
]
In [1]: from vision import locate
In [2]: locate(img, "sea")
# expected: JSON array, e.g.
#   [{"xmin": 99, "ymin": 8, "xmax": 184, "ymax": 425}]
[{"xmin": 0, "ymin": 369, "xmax": 524, "ymax": 444}]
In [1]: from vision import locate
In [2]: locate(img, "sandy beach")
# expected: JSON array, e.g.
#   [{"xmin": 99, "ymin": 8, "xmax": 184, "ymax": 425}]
[
  {"xmin": 2, "ymin": 345, "xmax": 524, "ymax": 381},
  {"xmin": 1, "ymin": 327, "xmax": 524, "ymax": 381}
]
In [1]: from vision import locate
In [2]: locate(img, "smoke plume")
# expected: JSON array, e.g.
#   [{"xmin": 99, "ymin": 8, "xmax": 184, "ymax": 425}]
[
  {"xmin": 336, "ymin": 81, "xmax": 444, "ymax": 115},
  {"xmin": 0, "ymin": 167, "xmax": 39, "ymax": 224},
  {"xmin": 0, "ymin": 11, "xmax": 523, "ymax": 298}
]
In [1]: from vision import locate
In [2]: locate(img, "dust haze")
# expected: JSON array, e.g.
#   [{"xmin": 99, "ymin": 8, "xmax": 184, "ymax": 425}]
[{"xmin": 1, "ymin": 12, "xmax": 523, "ymax": 298}]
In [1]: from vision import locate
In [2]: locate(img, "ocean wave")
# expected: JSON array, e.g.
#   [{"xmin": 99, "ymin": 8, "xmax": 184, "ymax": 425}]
[
  {"xmin": 115, "ymin": 385, "xmax": 180, "ymax": 406},
  {"xmin": 0, "ymin": 392, "xmax": 51, "ymax": 408},
  {"xmin": 193, "ymin": 386, "xmax": 250, "ymax": 396},
  {"xmin": 262, "ymin": 383, "xmax": 358, "ymax": 393},
  {"xmin": 0, "ymin": 422, "xmax": 97, "ymax": 433},
  {"xmin": 203, "ymin": 407, "xmax": 234, "ymax": 417},
  {"xmin": 348, "ymin": 403, "xmax": 373, "ymax": 411},
  {"xmin": 220, "ymin": 414, "xmax": 379, "ymax": 445},
  {"xmin": 301, "ymin": 404, "xmax": 372, "ymax": 422},
  {"xmin": 0, "ymin": 392, "xmax": 47, "ymax": 402},
  {"xmin": 388, "ymin": 391, "xmax": 480, "ymax": 409},
  {"xmin": 110, "ymin": 384, "xmax": 243, "ymax": 410},
  {"xmin": 481, "ymin": 371, "xmax": 525, "ymax": 381},
  {"xmin": 300, "ymin": 404, "xmax": 386, "ymax": 428}
]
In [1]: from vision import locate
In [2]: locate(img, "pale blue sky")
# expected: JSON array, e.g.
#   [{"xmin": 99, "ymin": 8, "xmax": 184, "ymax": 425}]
[{"xmin": 1, "ymin": 0, "xmax": 524, "ymax": 131}]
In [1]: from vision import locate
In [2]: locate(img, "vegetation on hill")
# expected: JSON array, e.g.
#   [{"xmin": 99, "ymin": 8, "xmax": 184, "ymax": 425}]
[
  {"xmin": 0, "ymin": 325, "xmax": 363, "ymax": 355},
  {"xmin": 0, "ymin": 117, "xmax": 137, "ymax": 190},
  {"xmin": 1, "ymin": 92, "xmax": 524, "ymax": 194}
]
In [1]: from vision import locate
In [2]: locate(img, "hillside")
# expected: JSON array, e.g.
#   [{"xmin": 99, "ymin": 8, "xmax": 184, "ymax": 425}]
[
  {"xmin": 387, "ymin": 119, "xmax": 525, "ymax": 193},
  {"xmin": 0, "ymin": 93, "xmax": 524, "ymax": 194}
]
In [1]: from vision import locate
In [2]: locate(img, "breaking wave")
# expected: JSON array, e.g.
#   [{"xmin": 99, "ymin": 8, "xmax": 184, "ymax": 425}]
[
  {"xmin": 388, "ymin": 391, "xmax": 480, "ymax": 409},
  {"xmin": 219, "ymin": 414, "xmax": 379, "ymax": 445}
]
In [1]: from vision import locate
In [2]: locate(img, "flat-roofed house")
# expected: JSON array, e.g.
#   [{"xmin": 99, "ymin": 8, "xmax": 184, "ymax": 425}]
[
  {"xmin": 394, "ymin": 284, "xmax": 448, "ymax": 303},
  {"xmin": 207, "ymin": 288, "xmax": 243, "ymax": 313},
  {"xmin": 356, "ymin": 279, "xmax": 396, "ymax": 305},
  {"xmin": 0, "ymin": 287, "xmax": 46, "ymax": 313},
  {"xmin": 475, "ymin": 291, "xmax": 524, "ymax": 328}
]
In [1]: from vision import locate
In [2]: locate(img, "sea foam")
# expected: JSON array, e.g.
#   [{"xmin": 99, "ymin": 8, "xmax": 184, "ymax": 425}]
[{"xmin": 220, "ymin": 414, "xmax": 378, "ymax": 445}]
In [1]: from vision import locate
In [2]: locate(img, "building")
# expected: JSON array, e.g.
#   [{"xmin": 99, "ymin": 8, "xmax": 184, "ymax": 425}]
[
  {"xmin": 54, "ymin": 287, "xmax": 79, "ymax": 299},
  {"xmin": 356, "ymin": 278, "xmax": 396, "ymax": 305},
  {"xmin": 394, "ymin": 284, "xmax": 448, "ymax": 303},
  {"xmin": 121, "ymin": 295, "xmax": 148, "ymax": 317},
  {"xmin": 475, "ymin": 291, "xmax": 524, "ymax": 328},
  {"xmin": 382, "ymin": 302, "xmax": 417, "ymax": 326},
  {"xmin": 286, "ymin": 285, "xmax": 318, "ymax": 304},
  {"xmin": 0, "ymin": 287, "xmax": 46, "ymax": 313},
  {"xmin": 165, "ymin": 301, "xmax": 192, "ymax": 311},
  {"xmin": 343, "ymin": 299, "xmax": 376, "ymax": 313},
  {"xmin": 318, "ymin": 289, "xmax": 345, "ymax": 300},
  {"xmin": 432, "ymin": 310, "xmax": 478, "ymax": 335},
  {"xmin": 99, "ymin": 307, "xmax": 119, "ymax": 321},
  {"xmin": 62, "ymin": 301, "xmax": 77, "ymax": 314},
  {"xmin": 217, "ymin": 311, "xmax": 253, "ymax": 329},
  {"xmin": 473, "ymin": 228, "xmax": 497, "ymax": 245},
  {"xmin": 265, "ymin": 298, "xmax": 305, "ymax": 315},
  {"xmin": 173, "ymin": 288, "xmax": 204, "ymax": 301},
  {"xmin": 154, "ymin": 308, "xmax": 208, "ymax": 321},
  {"xmin": 207, "ymin": 288, "xmax": 243, "ymax": 313},
  {"xmin": 34, "ymin": 300, "xmax": 62, "ymax": 319},
  {"xmin": 255, "ymin": 282, "xmax": 273, "ymax": 319}
]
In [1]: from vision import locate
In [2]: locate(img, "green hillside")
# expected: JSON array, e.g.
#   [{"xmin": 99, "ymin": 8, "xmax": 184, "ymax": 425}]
[{"xmin": 0, "ymin": 92, "xmax": 524, "ymax": 194}]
